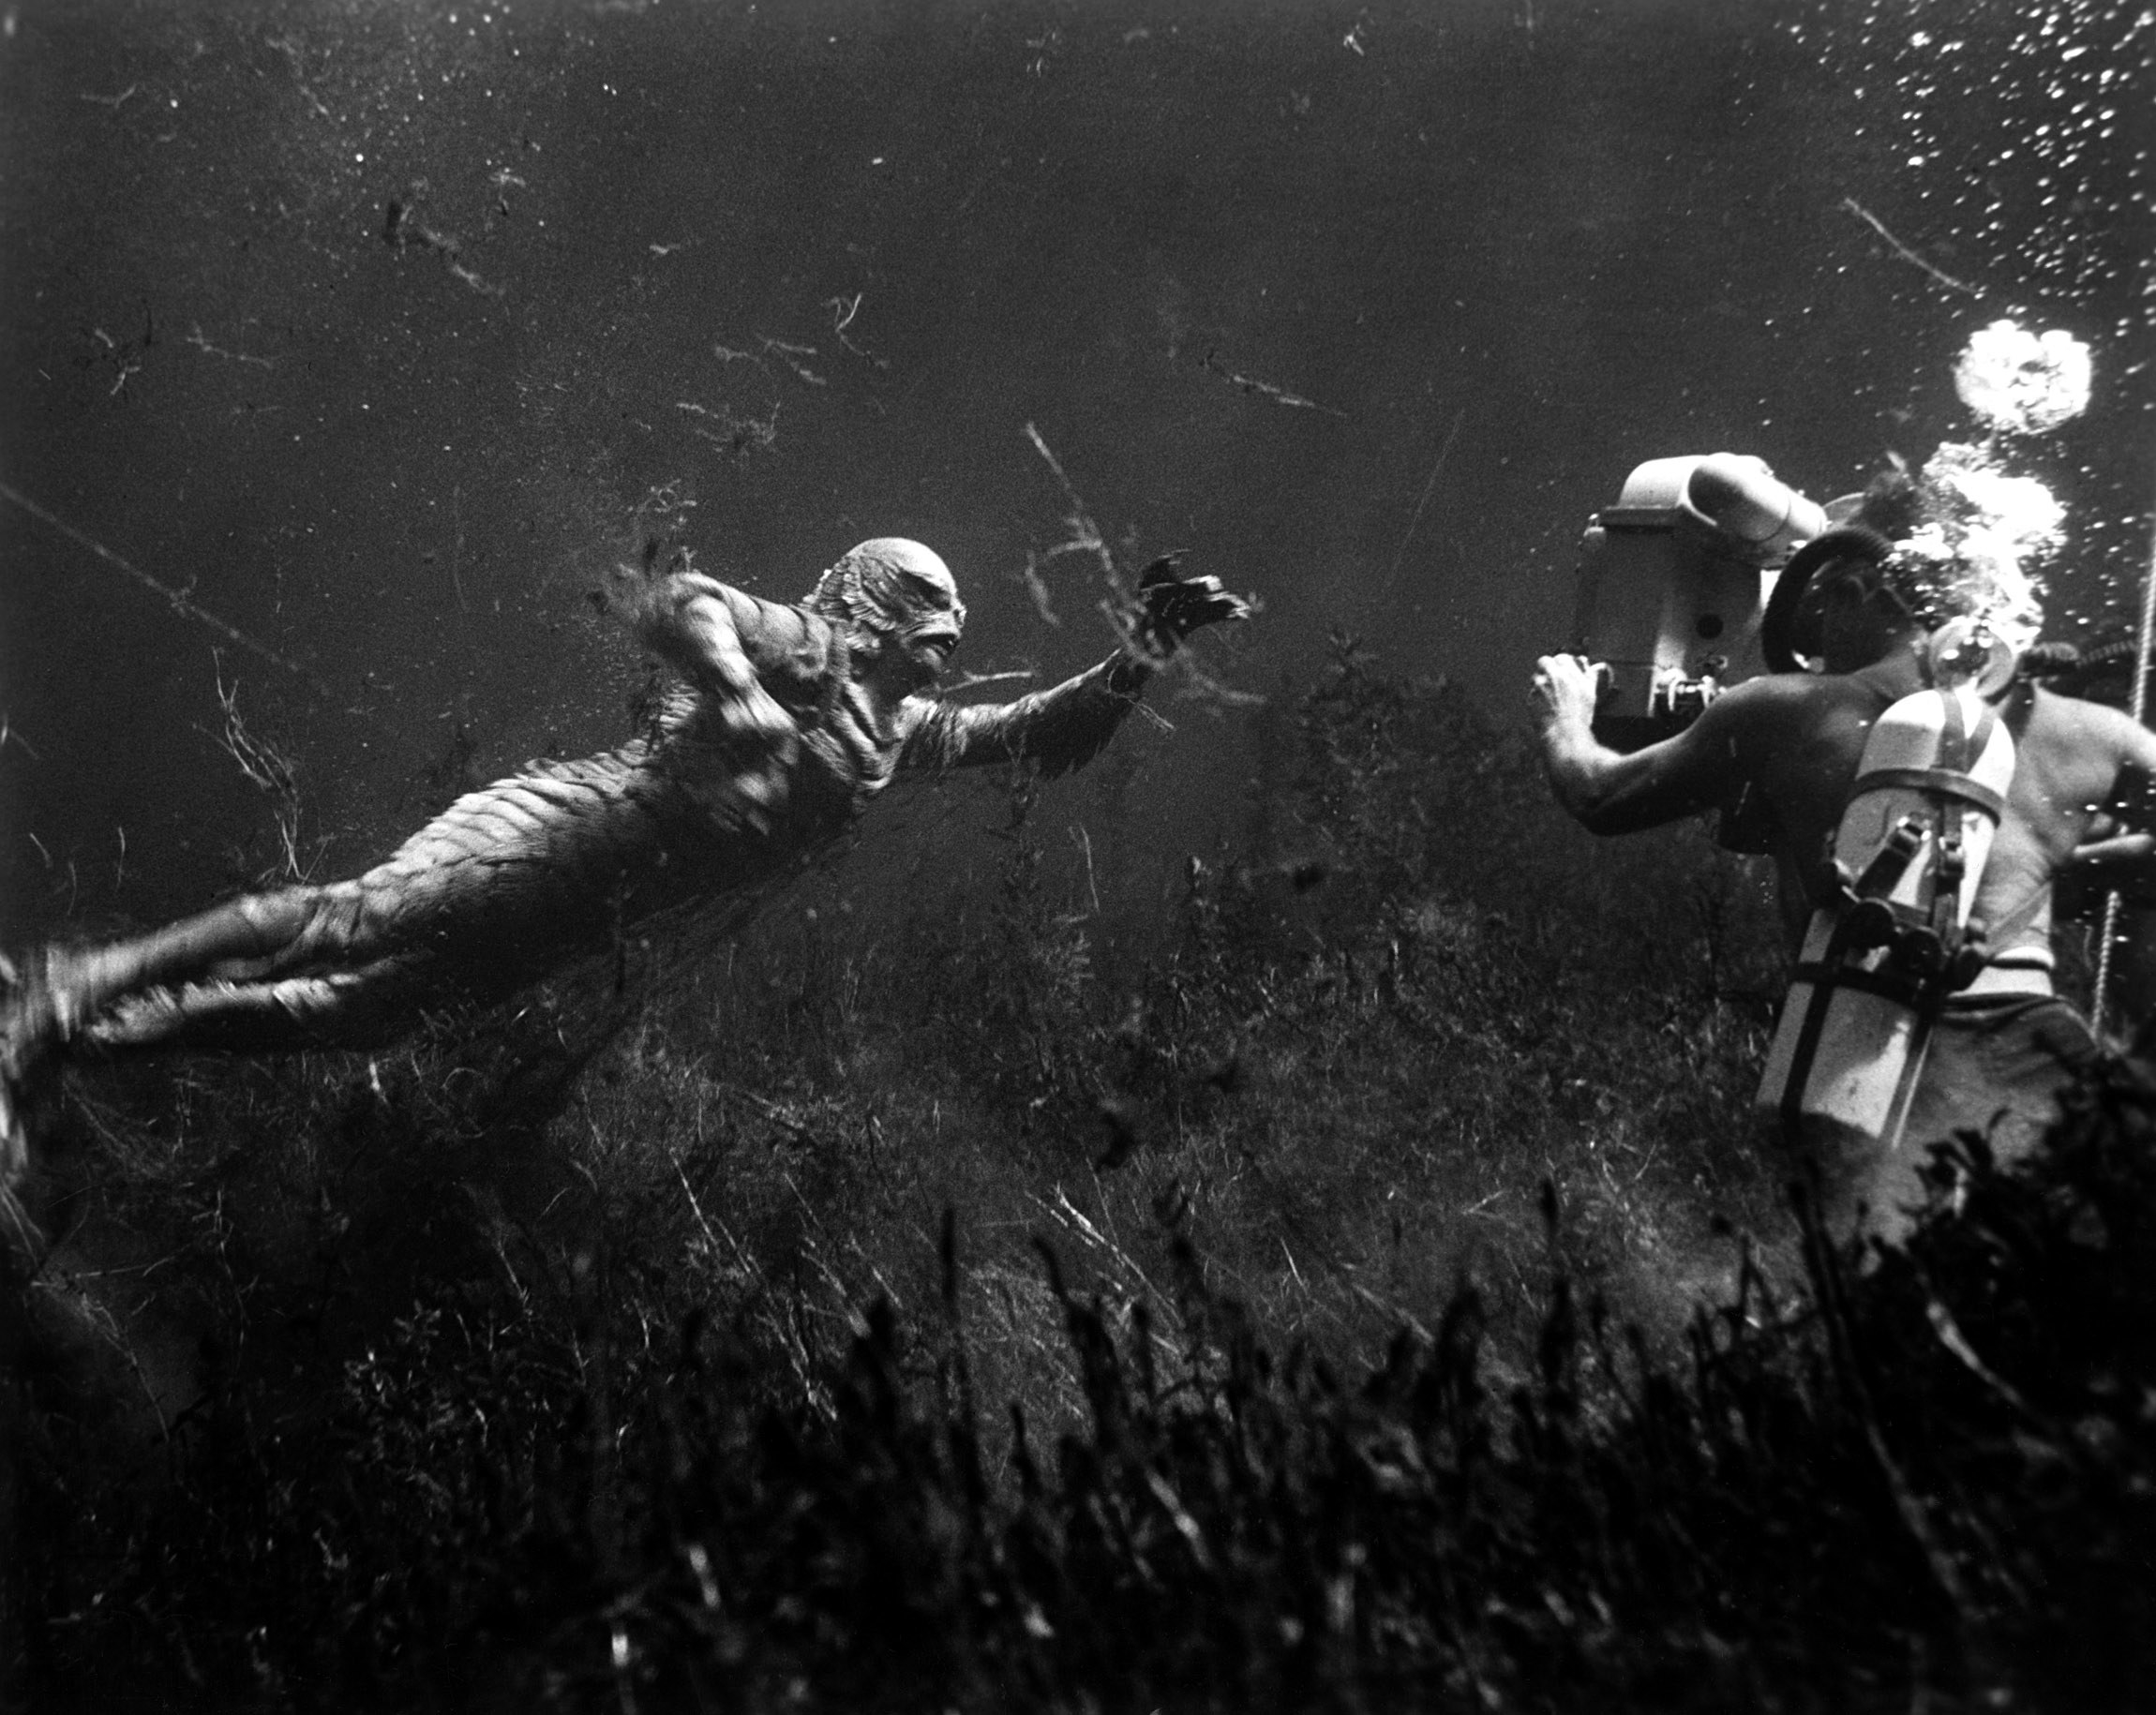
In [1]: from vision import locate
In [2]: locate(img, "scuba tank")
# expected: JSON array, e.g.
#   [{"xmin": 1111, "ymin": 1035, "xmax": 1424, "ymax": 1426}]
[{"xmin": 1756, "ymin": 619, "xmax": 2019, "ymax": 1143}]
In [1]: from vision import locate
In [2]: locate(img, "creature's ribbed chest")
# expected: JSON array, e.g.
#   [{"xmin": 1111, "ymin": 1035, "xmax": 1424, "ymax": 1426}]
[
  {"xmin": 797, "ymin": 680, "xmax": 905, "ymax": 806},
  {"xmin": 652, "ymin": 672, "xmax": 902, "ymax": 844}
]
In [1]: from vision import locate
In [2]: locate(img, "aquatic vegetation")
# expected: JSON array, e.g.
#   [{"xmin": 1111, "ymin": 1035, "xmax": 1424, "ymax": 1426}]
[
  {"xmin": 13, "ymin": 648, "xmax": 2151, "ymax": 1709},
  {"xmin": 7, "ymin": 2, "xmax": 2144, "ymax": 1695}
]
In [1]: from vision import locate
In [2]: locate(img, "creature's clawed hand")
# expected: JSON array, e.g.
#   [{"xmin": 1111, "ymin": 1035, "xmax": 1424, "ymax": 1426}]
[
  {"xmin": 597, "ymin": 540, "xmax": 695, "ymax": 617},
  {"xmin": 1130, "ymin": 554, "xmax": 1252, "ymax": 656}
]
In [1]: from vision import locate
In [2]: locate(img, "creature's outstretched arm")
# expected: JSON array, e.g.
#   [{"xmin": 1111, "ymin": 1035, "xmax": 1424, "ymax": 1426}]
[
  {"xmin": 900, "ymin": 555, "xmax": 1250, "ymax": 777},
  {"xmin": 902, "ymin": 656, "xmax": 1145, "ymax": 778}
]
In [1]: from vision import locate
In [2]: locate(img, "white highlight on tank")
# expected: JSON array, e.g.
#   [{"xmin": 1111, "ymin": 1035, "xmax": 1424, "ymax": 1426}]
[{"xmin": 1953, "ymin": 318, "xmax": 2092, "ymax": 436}]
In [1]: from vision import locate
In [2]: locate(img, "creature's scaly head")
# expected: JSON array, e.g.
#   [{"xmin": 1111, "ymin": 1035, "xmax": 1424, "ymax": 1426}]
[{"xmin": 805, "ymin": 538, "xmax": 967, "ymax": 684}]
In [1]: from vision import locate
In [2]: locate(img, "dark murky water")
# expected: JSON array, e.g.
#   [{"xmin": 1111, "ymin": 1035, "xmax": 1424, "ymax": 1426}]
[{"xmin": 1, "ymin": 0, "xmax": 2145, "ymax": 945}]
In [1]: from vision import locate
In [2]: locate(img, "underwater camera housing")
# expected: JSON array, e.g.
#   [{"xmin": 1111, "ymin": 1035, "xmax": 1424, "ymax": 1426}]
[{"xmin": 1573, "ymin": 453, "xmax": 1829, "ymax": 751}]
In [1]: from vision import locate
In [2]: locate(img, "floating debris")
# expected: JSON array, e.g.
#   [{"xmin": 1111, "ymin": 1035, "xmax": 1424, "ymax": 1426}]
[
  {"xmin": 384, "ymin": 191, "xmax": 502, "ymax": 297},
  {"xmin": 1199, "ymin": 349, "xmax": 1344, "ymax": 417}
]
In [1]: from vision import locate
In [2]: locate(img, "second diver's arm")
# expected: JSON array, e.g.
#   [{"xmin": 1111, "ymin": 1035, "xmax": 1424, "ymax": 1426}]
[{"xmin": 2062, "ymin": 726, "xmax": 2156, "ymax": 895}]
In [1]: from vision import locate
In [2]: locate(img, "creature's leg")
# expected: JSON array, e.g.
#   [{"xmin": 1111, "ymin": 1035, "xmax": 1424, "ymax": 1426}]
[
  {"xmin": 42, "ymin": 882, "xmax": 371, "ymax": 1038},
  {"xmin": 82, "ymin": 956, "xmax": 428, "ymax": 1056},
  {"xmin": 2, "ymin": 751, "xmax": 681, "ymax": 1180},
  {"xmin": 0, "ymin": 885, "xmax": 376, "ymax": 1182},
  {"xmin": 36, "ymin": 747, "xmax": 677, "ymax": 1050}
]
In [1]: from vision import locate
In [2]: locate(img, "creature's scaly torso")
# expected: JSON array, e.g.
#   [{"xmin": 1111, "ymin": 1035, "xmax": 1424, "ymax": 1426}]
[{"xmin": 351, "ymin": 605, "xmax": 903, "ymax": 978}]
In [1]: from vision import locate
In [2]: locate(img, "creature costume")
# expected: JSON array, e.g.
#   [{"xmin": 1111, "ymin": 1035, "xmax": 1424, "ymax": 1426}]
[{"xmin": 1, "ymin": 540, "xmax": 1246, "ymax": 1140}]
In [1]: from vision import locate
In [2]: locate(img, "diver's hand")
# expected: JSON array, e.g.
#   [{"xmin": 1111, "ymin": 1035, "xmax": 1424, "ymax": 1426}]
[
  {"xmin": 1532, "ymin": 653, "xmax": 1604, "ymax": 735},
  {"xmin": 1130, "ymin": 554, "xmax": 1251, "ymax": 655}
]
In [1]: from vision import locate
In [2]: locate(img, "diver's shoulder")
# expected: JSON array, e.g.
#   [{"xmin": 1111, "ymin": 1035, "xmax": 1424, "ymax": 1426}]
[{"xmin": 1717, "ymin": 669, "xmax": 1879, "ymax": 719}]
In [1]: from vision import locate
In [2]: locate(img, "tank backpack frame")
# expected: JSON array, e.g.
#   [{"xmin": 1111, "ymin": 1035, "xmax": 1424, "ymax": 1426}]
[{"xmin": 1757, "ymin": 681, "xmax": 2014, "ymax": 1146}]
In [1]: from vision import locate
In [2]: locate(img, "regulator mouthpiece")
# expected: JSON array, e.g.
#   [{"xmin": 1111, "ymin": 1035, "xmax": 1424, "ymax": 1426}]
[{"xmin": 1923, "ymin": 616, "xmax": 2018, "ymax": 699}]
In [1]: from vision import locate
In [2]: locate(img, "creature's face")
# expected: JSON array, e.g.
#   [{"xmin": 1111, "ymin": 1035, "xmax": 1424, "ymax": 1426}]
[{"xmin": 806, "ymin": 538, "xmax": 966, "ymax": 689}]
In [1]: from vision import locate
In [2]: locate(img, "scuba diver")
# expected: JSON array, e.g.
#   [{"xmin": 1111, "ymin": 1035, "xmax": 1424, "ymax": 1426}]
[
  {"xmin": 0, "ymin": 537, "xmax": 1250, "ymax": 1187},
  {"xmin": 1532, "ymin": 475, "xmax": 2156, "ymax": 1245}
]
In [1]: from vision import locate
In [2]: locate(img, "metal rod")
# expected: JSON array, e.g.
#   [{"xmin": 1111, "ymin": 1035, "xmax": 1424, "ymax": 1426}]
[
  {"xmin": 0, "ymin": 478, "xmax": 309, "ymax": 679},
  {"xmin": 2090, "ymin": 484, "xmax": 2156, "ymax": 1041}
]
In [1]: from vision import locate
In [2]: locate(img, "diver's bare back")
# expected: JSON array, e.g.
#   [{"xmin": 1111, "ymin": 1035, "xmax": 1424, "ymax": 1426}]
[{"xmin": 1721, "ymin": 668, "xmax": 2154, "ymax": 948}]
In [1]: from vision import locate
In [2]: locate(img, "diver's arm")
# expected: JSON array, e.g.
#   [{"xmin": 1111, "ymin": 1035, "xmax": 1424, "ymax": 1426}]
[
  {"xmin": 2102, "ymin": 714, "xmax": 2156, "ymax": 804},
  {"xmin": 1532, "ymin": 652, "xmax": 1752, "ymax": 835},
  {"xmin": 2069, "ymin": 828, "xmax": 2156, "ymax": 879},
  {"xmin": 2061, "ymin": 711, "xmax": 2156, "ymax": 886}
]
